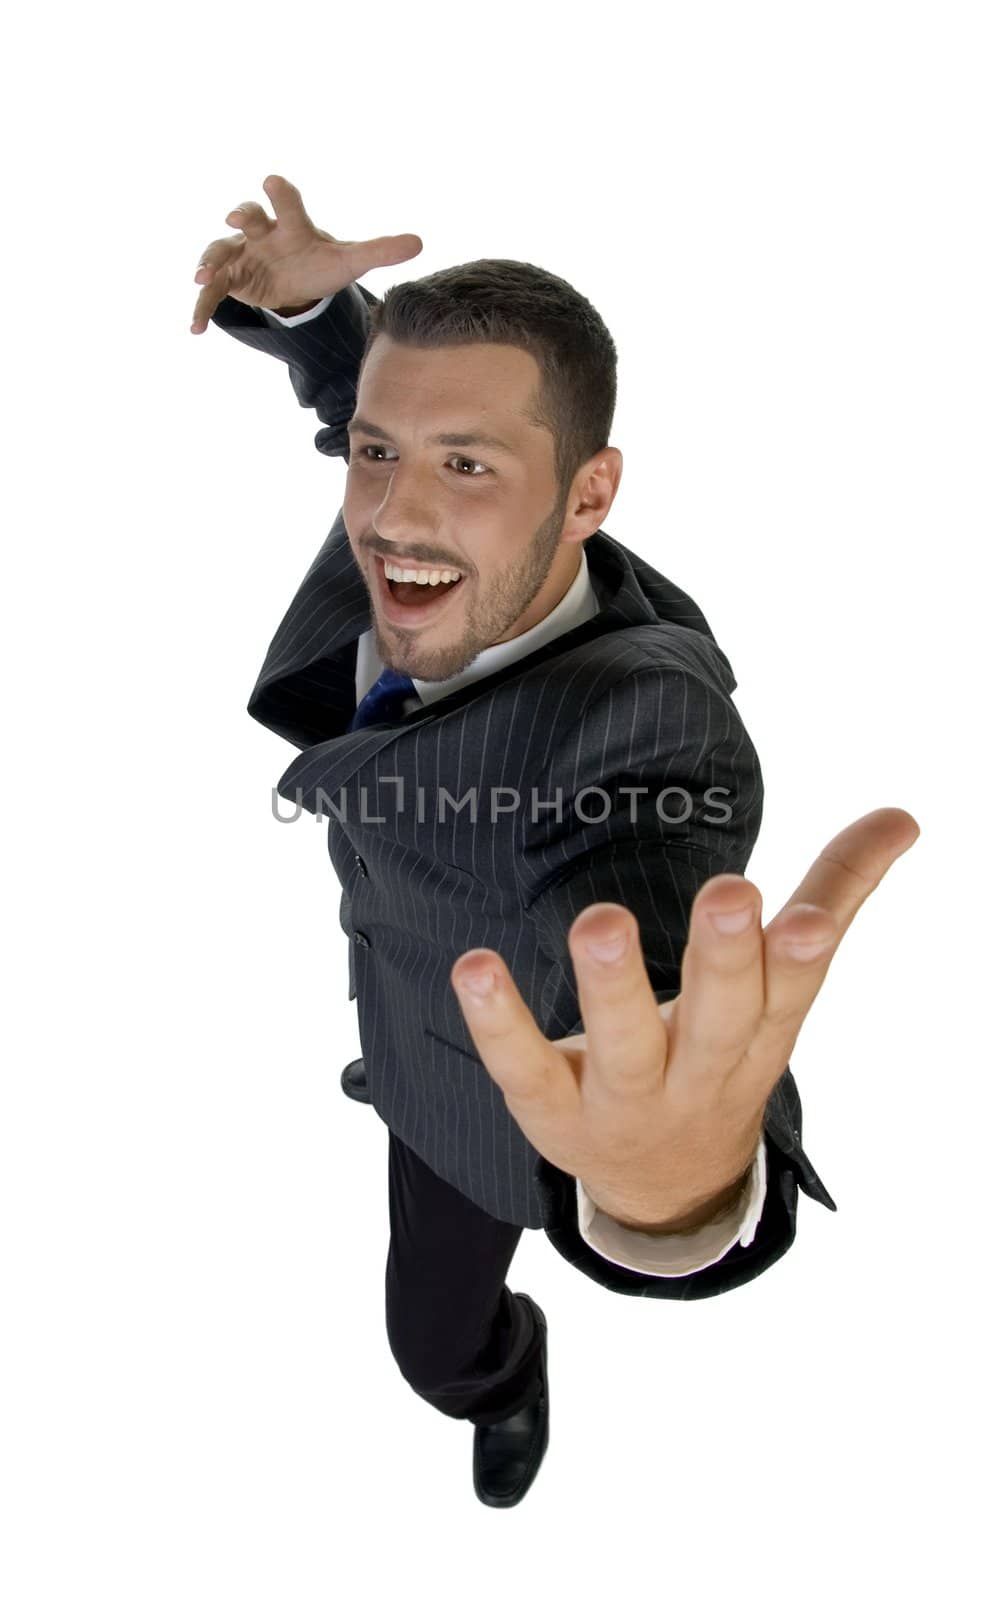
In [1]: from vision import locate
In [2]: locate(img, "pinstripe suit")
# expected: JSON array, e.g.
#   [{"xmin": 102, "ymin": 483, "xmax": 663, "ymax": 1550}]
[{"xmin": 210, "ymin": 285, "xmax": 836, "ymax": 1301}]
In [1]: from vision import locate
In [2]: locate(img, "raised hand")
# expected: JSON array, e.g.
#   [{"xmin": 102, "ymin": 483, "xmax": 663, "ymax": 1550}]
[
  {"xmin": 449, "ymin": 806, "xmax": 920, "ymax": 1232},
  {"xmin": 190, "ymin": 173, "xmax": 423, "ymax": 333}
]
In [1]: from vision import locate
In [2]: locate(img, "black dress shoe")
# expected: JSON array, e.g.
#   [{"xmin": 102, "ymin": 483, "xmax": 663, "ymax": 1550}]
[
  {"xmin": 473, "ymin": 1294, "xmax": 549, "ymax": 1508},
  {"xmin": 340, "ymin": 1057, "xmax": 371, "ymax": 1103}
]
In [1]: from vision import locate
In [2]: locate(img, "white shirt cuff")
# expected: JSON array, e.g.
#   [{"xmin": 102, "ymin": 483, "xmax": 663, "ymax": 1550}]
[
  {"xmin": 259, "ymin": 295, "xmax": 336, "ymax": 327},
  {"xmin": 575, "ymin": 1131, "xmax": 767, "ymax": 1277}
]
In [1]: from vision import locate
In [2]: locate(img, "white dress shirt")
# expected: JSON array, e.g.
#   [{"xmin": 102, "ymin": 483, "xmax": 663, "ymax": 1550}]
[{"xmin": 262, "ymin": 297, "xmax": 768, "ymax": 1277}]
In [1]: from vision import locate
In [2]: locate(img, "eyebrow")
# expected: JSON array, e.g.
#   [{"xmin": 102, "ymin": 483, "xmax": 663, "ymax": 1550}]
[{"xmin": 346, "ymin": 414, "xmax": 519, "ymax": 456}]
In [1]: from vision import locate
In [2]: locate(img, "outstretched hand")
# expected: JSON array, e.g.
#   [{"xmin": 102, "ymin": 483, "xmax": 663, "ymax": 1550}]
[
  {"xmin": 450, "ymin": 807, "xmax": 920, "ymax": 1231},
  {"xmin": 190, "ymin": 173, "xmax": 422, "ymax": 332}
]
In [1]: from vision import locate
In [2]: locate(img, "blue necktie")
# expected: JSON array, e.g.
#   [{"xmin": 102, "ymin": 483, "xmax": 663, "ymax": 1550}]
[{"xmin": 348, "ymin": 667, "xmax": 418, "ymax": 731}]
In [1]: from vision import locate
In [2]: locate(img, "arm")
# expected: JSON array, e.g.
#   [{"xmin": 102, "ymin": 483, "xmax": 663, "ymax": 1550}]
[
  {"xmin": 207, "ymin": 285, "xmax": 377, "ymax": 747},
  {"xmin": 517, "ymin": 666, "xmax": 835, "ymax": 1299},
  {"xmin": 189, "ymin": 177, "xmax": 423, "ymax": 748},
  {"xmin": 193, "ymin": 175, "xmax": 421, "ymax": 452},
  {"xmin": 210, "ymin": 281, "xmax": 379, "ymax": 459}
]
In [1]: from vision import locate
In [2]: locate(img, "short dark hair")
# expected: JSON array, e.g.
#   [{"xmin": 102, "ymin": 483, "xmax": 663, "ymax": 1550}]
[{"xmin": 358, "ymin": 258, "xmax": 618, "ymax": 498}]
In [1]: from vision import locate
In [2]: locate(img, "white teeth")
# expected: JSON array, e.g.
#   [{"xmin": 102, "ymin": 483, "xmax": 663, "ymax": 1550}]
[{"xmin": 384, "ymin": 560, "xmax": 462, "ymax": 584}]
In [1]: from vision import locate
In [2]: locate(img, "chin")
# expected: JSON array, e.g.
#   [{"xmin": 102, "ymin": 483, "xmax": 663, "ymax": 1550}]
[{"xmin": 374, "ymin": 625, "xmax": 474, "ymax": 684}]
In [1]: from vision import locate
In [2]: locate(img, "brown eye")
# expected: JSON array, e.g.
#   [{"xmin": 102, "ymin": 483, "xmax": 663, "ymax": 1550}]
[{"xmin": 357, "ymin": 445, "xmax": 488, "ymax": 477}]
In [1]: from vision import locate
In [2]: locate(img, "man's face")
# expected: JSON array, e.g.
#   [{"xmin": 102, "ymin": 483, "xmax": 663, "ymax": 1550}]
[{"xmin": 342, "ymin": 334, "xmax": 588, "ymax": 682}]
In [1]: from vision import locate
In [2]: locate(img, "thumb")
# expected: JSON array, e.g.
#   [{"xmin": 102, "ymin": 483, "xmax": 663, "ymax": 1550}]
[{"xmin": 341, "ymin": 232, "xmax": 424, "ymax": 277}]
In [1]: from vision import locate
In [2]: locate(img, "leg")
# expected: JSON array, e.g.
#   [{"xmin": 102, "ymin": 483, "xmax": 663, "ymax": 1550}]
[{"xmin": 385, "ymin": 1130, "xmax": 546, "ymax": 1426}]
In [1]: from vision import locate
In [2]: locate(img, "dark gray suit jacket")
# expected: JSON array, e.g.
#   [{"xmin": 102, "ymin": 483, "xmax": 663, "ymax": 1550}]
[{"xmin": 210, "ymin": 284, "xmax": 837, "ymax": 1300}]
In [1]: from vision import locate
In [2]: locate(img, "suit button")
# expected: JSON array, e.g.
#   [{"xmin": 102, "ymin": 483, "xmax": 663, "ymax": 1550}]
[
  {"xmin": 353, "ymin": 852, "xmax": 368, "ymax": 877},
  {"xmin": 353, "ymin": 930, "xmax": 370, "ymax": 948}
]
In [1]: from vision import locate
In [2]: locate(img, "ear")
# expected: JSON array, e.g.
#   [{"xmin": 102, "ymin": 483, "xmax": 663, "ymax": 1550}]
[{"xmin": 563, "ymin": 447, "xmax": 623, "ymax": 538}]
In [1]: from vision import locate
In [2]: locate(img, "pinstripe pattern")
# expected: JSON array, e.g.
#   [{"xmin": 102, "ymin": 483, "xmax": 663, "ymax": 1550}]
[{"xmin": 211, "ymin": 286, "xmax": 836, "ymax": 1299}]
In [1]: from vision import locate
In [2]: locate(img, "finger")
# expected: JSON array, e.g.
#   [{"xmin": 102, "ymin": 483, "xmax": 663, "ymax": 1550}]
[
  {"xmin": 744, "ymin": 808, "xmax": 920, "ymax": 1089},
  {"xmin": 190, "ymin": 257, "xmax": 236, "ymax": 334},
  {"xmin": 261, "ymin": 173, "xmax": 314, "ymax": 229},
  {"xmin": 566, "ymin": 904, "xmax": 668, "ymax": 1095},
  {"xmin": 340, "ymin": 232, "xmax": 424, "ymax": 279},
  {"xmin": 667, "ymin": 875, "xmax": 765, "ymax": 1091},
  {"xmin": 776, "ymin": 807, "xmax": 920, "ymax": 937},
  {"xmin": 451, "ymin": 950, "xmax": 572, "ymax": 1114},
  {"xmin": 192, "ymin": 233, "xmax": 244, "ymax": 285},
  {"xmin": 224, "ymin": 200, "xmax": 272, "ymax": 240},
  {"xmin": 739, "ymin": 901, "xmax": 840, "ymax": 1084}
]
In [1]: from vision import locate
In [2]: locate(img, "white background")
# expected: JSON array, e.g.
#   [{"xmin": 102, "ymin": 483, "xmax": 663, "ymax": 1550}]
[{"xmin": 3, "ymin": 2, "xmax": 992, "ymax": 1594}]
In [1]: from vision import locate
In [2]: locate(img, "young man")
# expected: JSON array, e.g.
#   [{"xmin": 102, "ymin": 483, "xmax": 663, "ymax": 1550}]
[{"xmin": 191, "ymin": 175, "xmax": 917, "ymax": 1508}]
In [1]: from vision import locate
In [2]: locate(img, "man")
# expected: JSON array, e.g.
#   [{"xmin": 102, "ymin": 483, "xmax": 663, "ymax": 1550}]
[{"xmin": 191, "ymin": 175, "xmax": 918, "ymax": 1508}]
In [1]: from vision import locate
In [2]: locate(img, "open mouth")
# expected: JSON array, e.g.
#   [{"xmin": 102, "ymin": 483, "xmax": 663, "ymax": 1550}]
[{"xmin": 373, "ymin": 553, "xmax": 468, "ymax": 624}]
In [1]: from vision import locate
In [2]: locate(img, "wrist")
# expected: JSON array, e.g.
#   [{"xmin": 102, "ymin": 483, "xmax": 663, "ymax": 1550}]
[
  {"xmin": 616, "ymin": 1164, "xmax": 754, "ymax": 1235},
  {"xmin": 603, "ymin": 1138, "xmax": 759, "ymax": 1235}
]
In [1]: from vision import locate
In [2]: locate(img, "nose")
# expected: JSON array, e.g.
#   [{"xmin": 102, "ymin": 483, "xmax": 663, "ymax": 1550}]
[
  {"xmin": 371, "ymin": 507, "xmax": 457, "ymax": 572},
  {"xmin": 370, "ymin": 483, "xmax": 437, "ymax": 551}
]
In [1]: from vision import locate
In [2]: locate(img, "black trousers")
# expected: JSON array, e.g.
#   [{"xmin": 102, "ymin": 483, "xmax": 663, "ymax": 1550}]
[{"xmin": 385, "ymin": 1130, "xmax": 547, "ymax": 1427}]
